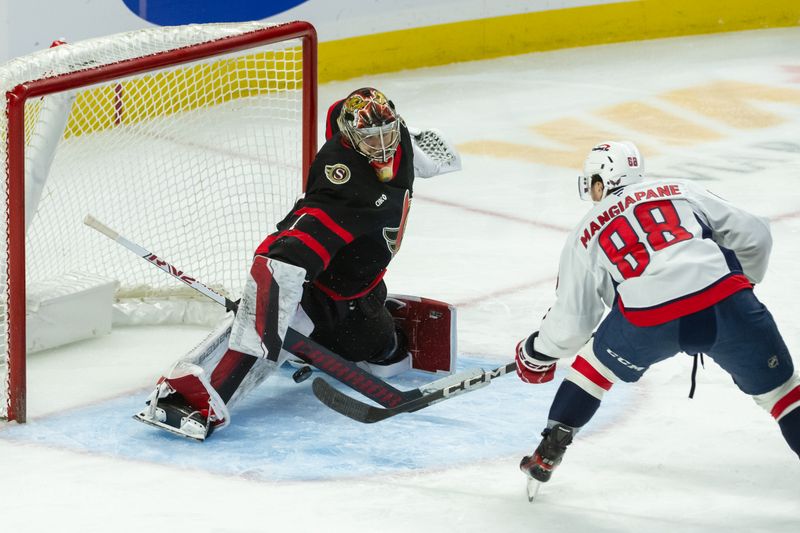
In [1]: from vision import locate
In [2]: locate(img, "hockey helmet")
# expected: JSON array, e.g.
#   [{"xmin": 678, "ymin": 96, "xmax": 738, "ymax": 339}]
[
  {"xmin": 337, "ymin": 87, "xmax": 401, "ymax": 167},
  {"xmin": 578, "ymin": 141, "xmax": 644, "ymax": 202}
]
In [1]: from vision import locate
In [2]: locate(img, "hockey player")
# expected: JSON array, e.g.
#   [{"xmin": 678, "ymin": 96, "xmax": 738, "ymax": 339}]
[
  {"xmin": 135, "ymin": 87, "xmax": 458, "ymax": 440},
  {"xmin": 515, "ymin": 141, "xmax": 800, "ymax": 486}
]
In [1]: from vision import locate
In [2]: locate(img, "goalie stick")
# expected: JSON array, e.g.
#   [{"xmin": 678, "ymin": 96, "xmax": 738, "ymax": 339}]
[
  {"xmin": 83, "ymin": 214, "xmax": 415, "ymax": 408},
  {"xmin": 311, "ymin": 361, "xmax": 517, "ymax": 423}
]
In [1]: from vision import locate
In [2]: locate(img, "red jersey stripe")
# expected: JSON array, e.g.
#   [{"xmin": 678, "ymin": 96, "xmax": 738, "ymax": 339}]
[
  {"xmin": 572, "ymin": 355, "xmax": 613, "ymax": 391},
  {"xmin": 295, "ymin": 207, "xmax": 355, "ymax": 243},
  {"xmin": 279, "ymin": 229, "xmax": 331, "ymax": 267},
  {"xmin": 255, "ymin": 230, "xmax": 331, "ymax": 267},
  {"xmin": 771, "ymin": 385, "xmax": 800, "ymax": 419},
  {"xmin": 618, "ymin": 274, "xmax": 752, "ymax": 327},
  {"xmin": 254, "ymin": 235, "xmax": 278, "ymax": 256}
]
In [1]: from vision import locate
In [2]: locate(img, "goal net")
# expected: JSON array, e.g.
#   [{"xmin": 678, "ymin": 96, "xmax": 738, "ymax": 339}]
[{"xmin": 0, "ymin": 21, "xmax": 318, "ymax": 422}]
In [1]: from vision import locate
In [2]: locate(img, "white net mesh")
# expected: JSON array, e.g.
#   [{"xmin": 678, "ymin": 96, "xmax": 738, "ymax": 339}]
[{"xmin": 0, "ymin": 22, "xmax": 312, "ymax": 420}]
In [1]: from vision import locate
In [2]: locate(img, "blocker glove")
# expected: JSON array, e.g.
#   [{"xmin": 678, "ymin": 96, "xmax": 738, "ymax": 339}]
[{"xmin": 515, "ymin": 332, "xmax": 557, "ymax": 384}]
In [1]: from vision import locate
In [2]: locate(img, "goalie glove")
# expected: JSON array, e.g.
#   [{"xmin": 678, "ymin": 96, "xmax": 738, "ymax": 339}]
[
  {"xmin": 229, "ymin": 255, "xmax": 306, "ymax": 361},
  {"xmin": 408, "ymin": 126, "xmax": 462, "ymax": 178},
  {"xmin": 515, "ymin": 332, "xmax": 557, "ymax": 384}
]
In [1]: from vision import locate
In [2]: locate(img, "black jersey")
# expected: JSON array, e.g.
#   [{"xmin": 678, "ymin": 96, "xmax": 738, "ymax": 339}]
[{"xmin": 255, "ymin": 114, "xmax": 415, "ymax": 299}]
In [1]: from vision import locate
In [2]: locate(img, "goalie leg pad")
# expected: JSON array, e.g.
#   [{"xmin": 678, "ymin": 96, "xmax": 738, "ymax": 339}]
[
  {"xmin": 230, "ymin": 256, "xmax": 306, "ymax": 360},
  {"xmin": 386, "ymin": 294, "xmax": 457, "ymax": 375}
]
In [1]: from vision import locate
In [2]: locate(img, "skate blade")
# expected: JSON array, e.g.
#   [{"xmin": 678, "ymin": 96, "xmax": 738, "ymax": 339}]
[
  {"xmin": 526, "ymin": 477, "xmax": 542, "ymax": 503},
  {"xmin": 132, "ymin": 413, "xmax": 207, "ymax": 442}
]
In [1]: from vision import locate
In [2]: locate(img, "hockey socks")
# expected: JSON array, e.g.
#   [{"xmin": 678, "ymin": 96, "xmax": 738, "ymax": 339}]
[
  {"xmin": 547, "ymin": 380, "xmax": 602, "ymax": 429},
  {"xmin": 778, "ymin": 407, "xmax": 800, "ymax": 458},
  {"xmin": 754, "ymin": 374, "xmax": 800, "ymax": 459}
]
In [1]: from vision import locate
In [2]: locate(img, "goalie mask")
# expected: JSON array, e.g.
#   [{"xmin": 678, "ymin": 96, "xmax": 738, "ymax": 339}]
[
  {"xmin": 337, "ymin": 87, "xmax": 401, "ymax": 182},
  {"xmin": 578, "ymin": 141, "xmax": 644, "ymax": 202}
]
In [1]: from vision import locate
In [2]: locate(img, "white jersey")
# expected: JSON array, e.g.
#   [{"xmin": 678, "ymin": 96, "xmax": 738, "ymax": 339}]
[{"xmin": 535, "ymin": 179, "xmax": 772, "ymax": 359}]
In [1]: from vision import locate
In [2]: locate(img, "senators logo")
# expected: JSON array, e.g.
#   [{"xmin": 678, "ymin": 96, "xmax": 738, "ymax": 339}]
[
  {"xmin": 324, "ymin": 163, "xmax": 351, "ymax": 184},
  {"xmin": 383, "ymin": 191, "xmax": 411, "ymax": 256}
]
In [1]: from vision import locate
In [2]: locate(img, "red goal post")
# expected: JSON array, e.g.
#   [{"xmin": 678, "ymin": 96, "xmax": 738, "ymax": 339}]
[{"xmin": 1, "ymin": 21, "xmax": 318, "ymax": 422}]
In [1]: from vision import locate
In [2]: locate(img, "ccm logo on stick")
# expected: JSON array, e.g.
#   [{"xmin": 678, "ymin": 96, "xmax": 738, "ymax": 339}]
[{"xmin": 443, "ymin": 367, "xmax": 508, "ymax": 397}]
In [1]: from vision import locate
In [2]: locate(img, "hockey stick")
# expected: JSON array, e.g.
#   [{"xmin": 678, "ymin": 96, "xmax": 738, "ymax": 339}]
[
  {"xmin": 311, "ymin": 361, "xmax": 517, "ymax": 423},
  {"xmin": 84, "ymin": 215, "xmax": 239, "ymax": 312},
  {"xmin": 83, "ymin": 214, "xmax": 415, "ymax": 408}
]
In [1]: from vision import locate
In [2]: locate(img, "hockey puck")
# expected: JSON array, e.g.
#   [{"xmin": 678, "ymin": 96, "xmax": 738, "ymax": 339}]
[{"xmin": 292, "ymin": 366, "xmax": 312, "ymax": 383}]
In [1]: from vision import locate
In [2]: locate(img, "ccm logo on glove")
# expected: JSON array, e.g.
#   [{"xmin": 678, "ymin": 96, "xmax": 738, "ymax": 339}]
[{"xmin": 515, "ymin": 333, "xmax": 557, "ymax": 384}]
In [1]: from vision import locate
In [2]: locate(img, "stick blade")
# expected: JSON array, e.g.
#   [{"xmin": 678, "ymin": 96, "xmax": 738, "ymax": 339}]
[{"xmin": 312, "ymin": 378, "xmax": 385, "ymax": 423}]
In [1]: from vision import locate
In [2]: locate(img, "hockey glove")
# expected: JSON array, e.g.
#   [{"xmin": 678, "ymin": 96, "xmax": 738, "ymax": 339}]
[
  {"xmin": 408, "ymin": 126, "xmax": 462, "ymax": 178},
  {"xmin": 515, "ymin": 332, "xmax": 557, "ymax": 384}
]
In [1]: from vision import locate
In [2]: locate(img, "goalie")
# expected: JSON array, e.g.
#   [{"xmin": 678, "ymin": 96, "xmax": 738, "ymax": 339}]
[{"xmin": 135, "ymin": 87, "xmax": 461, "ymax": 440}]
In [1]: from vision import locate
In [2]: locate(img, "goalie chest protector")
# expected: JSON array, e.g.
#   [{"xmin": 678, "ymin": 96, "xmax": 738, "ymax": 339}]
[{"xmin": 263, "ymin": 124, "xmax": 415, "ymax": 299}]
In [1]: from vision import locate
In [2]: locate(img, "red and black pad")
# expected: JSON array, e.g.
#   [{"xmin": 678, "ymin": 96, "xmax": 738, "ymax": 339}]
[
  {"xmin": 387, "ymin": 294, "xmax": 456, "ymax": 374},
  {"xmin": 159, "ymin": 372, "xmax": 212, "ymax": 412}
]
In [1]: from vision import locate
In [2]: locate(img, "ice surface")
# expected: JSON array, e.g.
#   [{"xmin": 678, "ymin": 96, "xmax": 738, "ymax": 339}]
[
  {"xmin": 1, "ymin": 28, "xmax": 799, "ymax": 533},
  {"xmin": 0, "ymin": 359, "xmax": 627, "ymax": 482}
]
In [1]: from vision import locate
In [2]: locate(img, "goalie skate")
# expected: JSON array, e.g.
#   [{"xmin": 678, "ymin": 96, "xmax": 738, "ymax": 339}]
[
  {"xmin": 133, "ymin": 396, "xmax": 213, "ymax": 442},
  {"xmin": 133, "ymin": 362, "xmax": 230, "ymax": 441}
]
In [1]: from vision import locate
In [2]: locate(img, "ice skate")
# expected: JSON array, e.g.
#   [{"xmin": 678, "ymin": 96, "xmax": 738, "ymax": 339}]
[
  {"xmin": 133, "ymin": 362, "xmax": 230, "ymax": 441},
  {"xmin": 520, "ymin": 424, "xmax": 574, "ymax": 501},
  {"xmin": 133, "ymin": 393, "xmax": 215, "ymax": 441}
]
